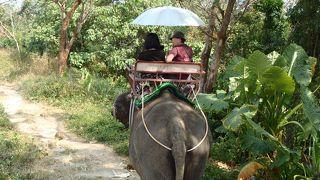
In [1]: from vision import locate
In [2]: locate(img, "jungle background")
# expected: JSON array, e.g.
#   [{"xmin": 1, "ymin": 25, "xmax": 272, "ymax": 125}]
[{"xmin": 0, "ymin": 0, "xmax": 319, "ymax": 179}]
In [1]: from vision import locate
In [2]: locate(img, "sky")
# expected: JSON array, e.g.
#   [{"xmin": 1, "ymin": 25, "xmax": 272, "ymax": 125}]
[{"xmin": 0, "ymin": 0, "xmax": 24, "ymax": 8}]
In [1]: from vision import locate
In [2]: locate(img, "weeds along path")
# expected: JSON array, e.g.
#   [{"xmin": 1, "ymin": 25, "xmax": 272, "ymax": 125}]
[{"xmin": 0, "ymin": 84, "xmax": 139, "ymax": 180}]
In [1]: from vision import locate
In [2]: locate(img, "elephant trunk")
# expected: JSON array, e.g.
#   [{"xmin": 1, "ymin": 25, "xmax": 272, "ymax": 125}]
[{"xmin": 170, "ymin": 118, "xmax": 187, "ymax": 180}]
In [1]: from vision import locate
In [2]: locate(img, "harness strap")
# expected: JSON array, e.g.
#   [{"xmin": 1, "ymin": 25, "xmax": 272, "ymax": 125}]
[{"xmin": 140, "ymin": 84, "xmax": 208, "ymax": 152}]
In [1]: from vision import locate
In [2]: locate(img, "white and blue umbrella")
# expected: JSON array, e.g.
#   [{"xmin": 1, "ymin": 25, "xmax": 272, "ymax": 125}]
[{"xmin": 132, "ymin": 6, "xmax": 205, "ymax": 27}]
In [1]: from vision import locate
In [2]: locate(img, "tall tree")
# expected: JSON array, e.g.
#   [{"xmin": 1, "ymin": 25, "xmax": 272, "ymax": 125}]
[
  {"xmin": 52, "ymin": 0, "xmax": 93, "ymax": 75},
  {"xmin": 200, "ymin": 3, "xmax": 217, "ymax": 91},
  {"xmin": 289, "ymin": 0, "xmax": 320, "ymax": 59},
  {"xmin": 0, "ymin": 4, "xmax": 21, "ymax": 59},
  {"xmin": 178, "ymin": 0, "xmax": 252, "ymax": 92},
  {"xmin": 203, "ymin": 0, "xmax": 236, "ymax": 92},
  {"xmin": 255, "ymin": 0, "xmax": 287, "ymax": 53}
]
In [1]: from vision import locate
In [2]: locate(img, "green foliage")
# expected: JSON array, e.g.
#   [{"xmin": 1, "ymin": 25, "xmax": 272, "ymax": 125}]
[
  {"xmin": 223, "ymin": 105, "xmax": 257, "ymax": 131},
  {"xmin": 0, "ymin": 49, "xmax": 15, "ymax": 81},
  {"xmin": 196, "ymin": 92, "xmax": 229, "ymax": 113},
  {"xmin": 247, "ymin": 50, "xmax": 272, "ymax": 80},
  {"xmin": 201, "ymin": 44, "xmax": 319, "ymax": 178},
  {"xmin": 227, "ymin": 0, "xmax": 289, "ymax": 62},
  {"xmin": 283, "ymin": 44, "xmax": 317, "ymax": 86},
  {"xmin": 301, "ymin": 86, "xmax": 320, "ymax": 133},
  {"xmin": 0, "ymin": 107, "xmax": 11, "ymax": 130},
  {"xmin": 227, "ymin": 11, "xmax": 264, "ymax": 57},
  {"xmin": 262, "ymin": 66, "xmax": 295, "ymax": 95},
  {"xmin": 240, "ymin": 129, "xmax": 276, "ymax": 154},
  {"xmin": 206, "ymin": 117, "xmax": 244, "ymax": 178},
  {"xmin": 288, "ymin": 0, "xmax": 320, "ymax": 58},
  {"xmin": 203, "ymin": 161, "xmax": 239, "ymax": 180},
  {"xmin": 254, "ymin": 0, "xmax": 288, "ymax": 53},
  {"xmin": 70, "ymin": 0, "xmax": 175, "ymax": 73},
  {"xmin": 23, "ymin": 1, "xmax": 60, "ymax": 55},
  {"xmin": 19, "ymin": 0, "xmax": 204, "ymax": 76},
  {"xmin": 210, "ymin": 133, "xmax": 245, "ymax": 163}
]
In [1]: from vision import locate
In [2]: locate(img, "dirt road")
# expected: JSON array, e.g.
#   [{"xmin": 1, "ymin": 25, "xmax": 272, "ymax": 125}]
[{"xmin": 0, "ymin": 84, "xmax": 140, "ymax": 179}]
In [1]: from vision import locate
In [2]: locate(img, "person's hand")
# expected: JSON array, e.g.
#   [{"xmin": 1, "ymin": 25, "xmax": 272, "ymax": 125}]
[{"xmin": 166, "ymin": 54, "xmax": 174, "ymax": 63}]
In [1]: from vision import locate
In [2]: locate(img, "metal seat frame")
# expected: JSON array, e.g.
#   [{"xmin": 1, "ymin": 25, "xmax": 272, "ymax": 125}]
[{"xmin": 127, "ymin": 61, "xmax": 205, "ymax": 97}]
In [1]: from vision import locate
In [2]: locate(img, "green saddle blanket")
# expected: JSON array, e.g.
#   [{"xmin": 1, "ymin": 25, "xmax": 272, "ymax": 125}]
[{"xmin": 134, "ymin": 82, "xmax": 194, "ymax": 108}]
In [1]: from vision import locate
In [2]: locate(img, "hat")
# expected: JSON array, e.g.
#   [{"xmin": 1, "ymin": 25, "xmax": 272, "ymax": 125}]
[{"xmin": 170, "ymin": 31, "xmax": 186, "ymax": 41}]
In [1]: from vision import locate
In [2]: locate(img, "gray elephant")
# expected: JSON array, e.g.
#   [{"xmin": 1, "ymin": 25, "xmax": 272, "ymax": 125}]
[{"xmin": 112, "ymin": 88, "xmax": 211, "ymax": 180}]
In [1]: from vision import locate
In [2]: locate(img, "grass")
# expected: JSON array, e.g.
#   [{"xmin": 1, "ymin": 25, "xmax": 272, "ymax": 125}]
[
  {"xmin": 0, "ymin": 106, "xmax": 44, "ymax": 179},
  {"xmin": 0, "ymin": 48, "xmax": 15, "ymax": 81}
]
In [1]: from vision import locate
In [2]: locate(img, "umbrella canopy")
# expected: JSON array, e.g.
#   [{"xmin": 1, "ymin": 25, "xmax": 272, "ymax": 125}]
[{"xmin": 132, "ymin": 6, "xmax": 205, "ymax": 26}]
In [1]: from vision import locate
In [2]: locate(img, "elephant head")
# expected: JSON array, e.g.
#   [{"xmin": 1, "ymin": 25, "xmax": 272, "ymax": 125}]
[{"xmin": 112, "ymin": 91, "xmax": 132, "ymax": 128}]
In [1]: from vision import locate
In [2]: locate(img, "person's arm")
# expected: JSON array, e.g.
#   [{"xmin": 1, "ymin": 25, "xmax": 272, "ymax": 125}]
[
  {"xmin": 166, "ymin": 54, "xmax": 175, "ymax": 62},
  {"xmin": 165, "ymin": 48, "xmax": 177, "ymax": 63}
]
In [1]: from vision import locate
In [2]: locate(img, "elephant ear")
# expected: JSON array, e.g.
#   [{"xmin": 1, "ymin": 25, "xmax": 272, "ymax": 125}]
[
  {"xmin": 196, "ymin": 92, "xmax": 229, "ymax": 113},
  {"xmin": 222, "ymin": 105, "xmax": 257, "ymax": 131},
  {"xmin": 246, "ymin": 50, "xmax": 272, "ymax": 81},
  {"xmin": 282, "ymin": 43, "xmax": 316, "ymax": 86},
  {"xmin": 301, "ymin": 86, "xmax": 320, "ymax": 132},
  {"xmin": 261, "ymin": 66, "xmax": 295, "ymax": 96}
]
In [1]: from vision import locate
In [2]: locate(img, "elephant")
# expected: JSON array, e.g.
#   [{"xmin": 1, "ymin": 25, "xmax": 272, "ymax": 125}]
[{"xmin": 112, "ymin": 88, "xmax": 211, "ymax": 180}]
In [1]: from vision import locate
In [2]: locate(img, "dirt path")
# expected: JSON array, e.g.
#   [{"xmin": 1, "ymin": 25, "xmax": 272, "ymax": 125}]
[{"xmin": 0, "ymin": 84, "xmax": 140, "ymax": 180}]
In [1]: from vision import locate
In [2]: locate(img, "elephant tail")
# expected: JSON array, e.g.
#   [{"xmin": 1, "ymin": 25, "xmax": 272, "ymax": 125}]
[{"xmin": 171, "ymin": 121, "xmax": 187, "ymax": 180}]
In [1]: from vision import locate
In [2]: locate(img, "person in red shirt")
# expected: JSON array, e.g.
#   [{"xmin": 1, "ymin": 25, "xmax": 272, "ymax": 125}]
[
  {"xmin": 165, "ymin": 31, "xmax": 193, "ymax": 81},
  {"xmin": 166, "ymin": 31, "xmax": 193, "ymax": 63}
]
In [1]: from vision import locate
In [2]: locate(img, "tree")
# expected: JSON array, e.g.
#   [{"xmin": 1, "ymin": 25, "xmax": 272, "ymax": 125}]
[
  {"xmin": 0, "ymin": 4, "xmax": 21, "ymax": 59},
  {"xmin": 255, "ymin": 0, "xmax": 287, "ymax": 53},
  {"xmin": 202, "ymin": 0, "xmax": 237, "ymax": 93},
  {"xmin": 289, "ymin": 0, "xmax": 320, "ymax": 59},
  {"xmin": 70, "ymin": 0, "xmax": 171, "ymax": 74},
  {"xmin": 178, "ymin": 0, "xmax": 254, "ymax": 93},
  {"xmin": 52, "ymin": 0, "xmax": 93, "ymax": 75}
]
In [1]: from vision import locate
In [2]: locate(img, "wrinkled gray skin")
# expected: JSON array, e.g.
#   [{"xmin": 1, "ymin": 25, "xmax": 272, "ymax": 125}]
[
  {"xmin": 113, "ymin": 90, "xmax": 211, "ymax": 180},
  {"xmin": 112, "ymin": 91, "xmax": 133, "ymax": 128}
]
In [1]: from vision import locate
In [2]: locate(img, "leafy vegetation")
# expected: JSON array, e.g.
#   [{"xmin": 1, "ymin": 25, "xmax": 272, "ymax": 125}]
[
  {"xmin": 0, "ymin": 0, "xmax": 319, "ymax": 179},
  {"xmin": 198, "ymin": 44, "xmax": 319, "ymax": 179}
]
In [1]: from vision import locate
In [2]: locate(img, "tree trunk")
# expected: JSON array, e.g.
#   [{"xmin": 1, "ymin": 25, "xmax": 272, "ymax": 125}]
[
  {"xmin": 203, "ymin": 0, "xmax": 236, "ymax": 93},
  {"xmin": 54, "ymin": 0, "xmax": 82, "ymax": 75},
  {"xmin": 0, "ymin": 13, "xmax": 21, "ymax": 60},
  {"xmin": 200, "ymin": 4, "xmax": 217, "ymax": 92}
]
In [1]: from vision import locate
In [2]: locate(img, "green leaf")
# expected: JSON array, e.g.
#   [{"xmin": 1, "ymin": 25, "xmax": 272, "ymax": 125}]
[
  {"xmin": 300, "ymin": 86, "xmax": 320, "ymax": 132},
  {"xmin": 270, "ymin": 147, "xmax": 291, "ymax": 168},
  {"xmin": 234, "ymin": 59, "xmax": 247, "ymax": 75},
  {"xmin": 241, "ymin": 130, "xmax": 276, "ymax": 154},
  {"xmin": 273, "ymin": 55, "xmax": 287, "ymax": 68},
  {"xmin": 216, "ymin": 90, "xmax": 226, "ymax": 99},
  {"xmin": 223, "ymin": 105, "xmax": 257, "ymax": 131},
  {"xmin": 196, "ymin": 93, "xmax": 229, "ymax": 112},
  {"xmin": 224, "ymin": 55, "xmax": 246, "ymax": 77},
  {"xmin": 271, "ymin": 145, "xmax": 300, "ymax": 169},
  {"xmin": 282, "ymin": 43, "xmax": 314, "ymax": 86},
  {"xmin": 245, "ymin": 118, "xmax": 277, "ymax": 141},
  {"xmin": 261, "ymin": 66, "xmax": 295, "ymax": 95},
  {"xmin": 246, "ymin": 50, "xmax": 272, "ymax": 80}
]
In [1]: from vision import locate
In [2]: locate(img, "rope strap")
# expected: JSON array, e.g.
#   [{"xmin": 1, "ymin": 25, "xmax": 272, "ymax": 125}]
[{"xmin": 140, "ymin": 83, "xmax": 208, "ymax": 152}]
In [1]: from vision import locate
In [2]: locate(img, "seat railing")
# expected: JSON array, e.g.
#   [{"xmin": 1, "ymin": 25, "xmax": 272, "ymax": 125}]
[{"xmin": 127, "ymin": 61, "xmax": 205, "ymax": 96}]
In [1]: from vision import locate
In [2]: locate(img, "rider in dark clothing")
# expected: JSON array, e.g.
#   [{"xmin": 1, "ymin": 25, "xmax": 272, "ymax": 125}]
[{"xmin": 137, "ymin": 33, "xmax": 165, "ymax": 61}]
